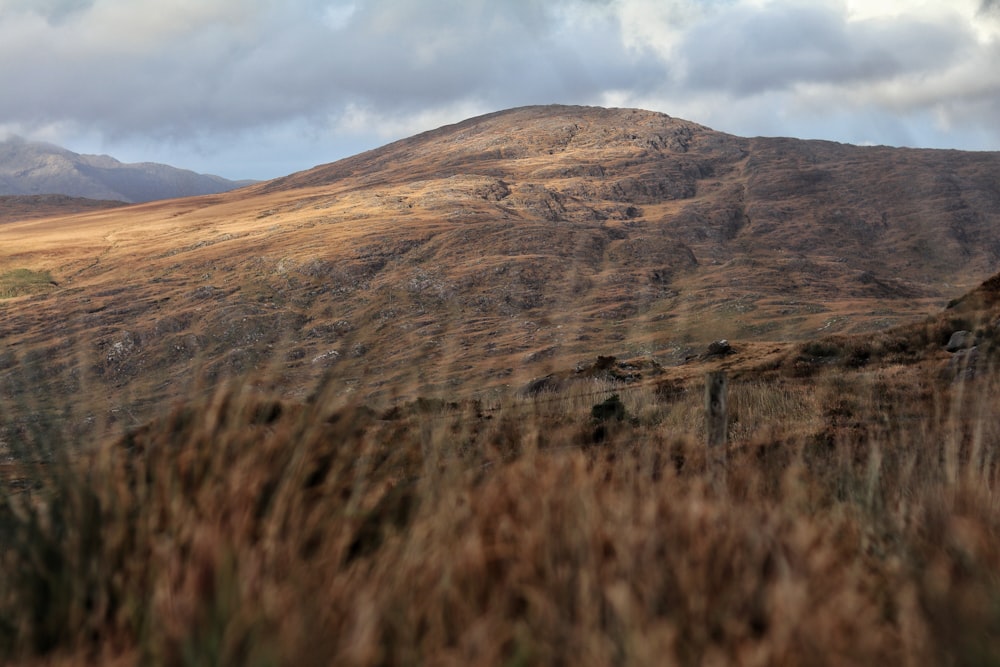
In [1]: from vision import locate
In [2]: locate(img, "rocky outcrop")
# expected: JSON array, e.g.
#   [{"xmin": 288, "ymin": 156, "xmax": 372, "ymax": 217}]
[
  {"xmin": 945, "ymin": 330, "xmax": 976, "ymax": 352},
  {"xmin": 947, "ymin": 346, "xmax": 981, "ymax": 381},
  {"xmin": 704, "ymin": 340, "xmax": 734, "ymax": 358}
]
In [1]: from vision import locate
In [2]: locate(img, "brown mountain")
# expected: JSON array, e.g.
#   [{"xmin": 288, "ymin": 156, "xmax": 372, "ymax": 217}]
[
  {"xmin": 2, "ymin": 105, "xmax": 1000, "ymax": 426},
  {"xmin": 0, "ymin": 135, "xmax": 257, "ymax": 203},
  {"xmin": 257, "ymin": 104, "xmax": 1000, "ymax": 339}
]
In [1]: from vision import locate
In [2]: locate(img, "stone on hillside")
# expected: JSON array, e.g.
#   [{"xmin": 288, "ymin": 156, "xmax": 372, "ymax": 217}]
[
  {"xmin": 591, "ymin": 394, "xmax": 626, "ymax": 422},
  {"xmin": 705, "ymin": 339, "xmax": 734, "ymax": 357},
  {"xmin": 594, "ymin": 355, "xmax": 617, "ymax": 370},
  {"xmin": 947, "ymin": 346, "xmax": 980, "ymax": 381},
  {"xmin": 524, "ymin": 374, "xmax": 561, "ymax": 396},
  {"xmin": 946, "ymin": 330, "xmax": 975, "ymax": 352}
]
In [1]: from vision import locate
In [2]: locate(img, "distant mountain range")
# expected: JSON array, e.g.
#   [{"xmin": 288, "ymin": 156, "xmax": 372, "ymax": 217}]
[{"xmin": 0, "ymin": 136, "xmax": 256, "ymax": 203}]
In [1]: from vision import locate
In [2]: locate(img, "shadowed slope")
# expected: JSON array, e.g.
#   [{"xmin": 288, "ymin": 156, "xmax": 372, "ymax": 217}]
[{"xmin": 0, "ymin": 194, "xmax": 127, "ymax": 224}]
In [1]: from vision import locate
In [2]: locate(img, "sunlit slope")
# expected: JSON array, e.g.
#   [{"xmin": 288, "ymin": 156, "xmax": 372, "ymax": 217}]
[{"xmin": 2, "ymin": 105, "xmax": 1000, "ymax": 420}]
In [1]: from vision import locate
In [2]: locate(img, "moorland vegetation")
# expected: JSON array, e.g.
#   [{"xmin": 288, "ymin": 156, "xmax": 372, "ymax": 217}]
[
  {"xmin": 4, "ymin": 106, "xmax": 1000, "ymax": 665},
  {"xmin": 3, "ymin": 275, "xmax": 1000, "ymax": 665}
]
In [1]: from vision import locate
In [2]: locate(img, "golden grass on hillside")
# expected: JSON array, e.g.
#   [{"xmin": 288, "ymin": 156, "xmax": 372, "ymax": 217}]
[
  {"xmin": 3, "ymin": 357, "xmax": 1000, "ymax": 666},
  {"xmin": 4, "ymin": 103, "xmax": 998, "ymax": 419},
  {"xmin": 0, "ymin": 269, "xmax": 56, "ymax": 299}
]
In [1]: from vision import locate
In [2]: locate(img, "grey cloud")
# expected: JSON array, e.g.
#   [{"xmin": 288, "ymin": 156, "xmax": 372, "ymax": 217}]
[
  {"xmin": 0, "ymin": 0, "xmax": 96, "ymax": 24},
  {"xmin": 284, "ymin": 0, "xmax": 665, "ymax": 113},
  {"xmin": 0, "ymin": 0, "xmax": 666, "ymax": 140},
  {"xmin": 678, "ymin": 4, "xmax": 970, "ymax": 96}
]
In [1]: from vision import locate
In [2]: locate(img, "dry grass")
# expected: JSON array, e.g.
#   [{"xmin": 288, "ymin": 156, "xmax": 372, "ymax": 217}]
[
  {"xmin": 6, "ymin": 104, "xmax": 1000, "ymax": 664},
  {"xmin": 3, "ymin": 356, "xmax": 1000, "ymax": 666},
  {"xmin": 0, "ymin": 269, "xmax": 56, "ymax": 299},
  {"xmin": 0, "ymin": 195, "xmax": 127, "ymax": 225}
]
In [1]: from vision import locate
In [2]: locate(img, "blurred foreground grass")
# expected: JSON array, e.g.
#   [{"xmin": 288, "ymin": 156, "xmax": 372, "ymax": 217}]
[{"xmin": 2, "ymin": 362, "xmax": 1000, "ymax": 666}]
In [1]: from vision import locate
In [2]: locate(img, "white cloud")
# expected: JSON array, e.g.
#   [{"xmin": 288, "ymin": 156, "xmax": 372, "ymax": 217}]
[
  {"xmin": 334, "ymin": 99, "xmax": 492, "ymax": 140},
  {"xmin": 612, "ymin": 0, "xmax": 714, "ymax": 58},
  {"xmin": 322, "ymin": 1, "xmax": 356, "ymax": 29}
]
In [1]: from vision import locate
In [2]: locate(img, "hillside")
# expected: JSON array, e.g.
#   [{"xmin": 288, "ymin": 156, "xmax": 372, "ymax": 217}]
[
  {"xmin": 7, "ymin": 106, "xmax": 1000, "ymax": 666},
  {"xmin": 0, "ymin": 194, "xmax": 128, "ymax": 224},
  {"xmin": 2, "ymin": 105, "xmax": 1000, "ymax": 428},
  {"xmin": 0, "ymin": 136, "xmax": 256, "ymax": 203}
]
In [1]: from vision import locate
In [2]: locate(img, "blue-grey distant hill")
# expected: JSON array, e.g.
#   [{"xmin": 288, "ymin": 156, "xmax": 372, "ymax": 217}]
[{"xmin": 0, "ymin": 136, "xmax": 257, "ymax": 203}]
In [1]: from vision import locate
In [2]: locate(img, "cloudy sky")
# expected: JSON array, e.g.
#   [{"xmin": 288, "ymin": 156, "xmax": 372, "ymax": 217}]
[{"xmin": 1, "ymin": 0, "xmax": 998, "ymax": 180}]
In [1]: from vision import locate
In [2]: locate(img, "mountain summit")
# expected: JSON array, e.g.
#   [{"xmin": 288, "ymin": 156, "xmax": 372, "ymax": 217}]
[
  {"xmin": 258, "ymin": 104, "xmax": 1000, "ymax": 324},
  {"xmin": 0, "ymin": 135, "xmax": 255, "ymax": 203}
]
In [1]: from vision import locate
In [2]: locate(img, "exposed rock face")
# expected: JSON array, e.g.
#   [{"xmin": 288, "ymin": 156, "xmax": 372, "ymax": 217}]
[
  {"xmin": 947, "ymin": 346, "xmax": 981, "ymax": 381},
  {"xmin": 946, "ymin": 330, "xmax": 976, "ymax": 352},
  {"xmin": 0, "ymin": 136, "xmax": 255, "ymax": 203},
  {"xmin": 704, "ymin": 340, "xmax": 734, "ymax": 358}
]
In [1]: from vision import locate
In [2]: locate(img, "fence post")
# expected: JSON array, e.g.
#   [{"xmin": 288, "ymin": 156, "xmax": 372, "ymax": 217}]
[{"xmin": 705, "ymin": 371, "xmax": 728, "ymax": 490}]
